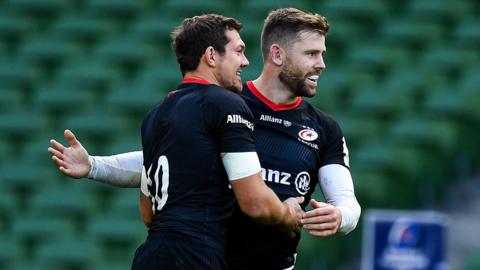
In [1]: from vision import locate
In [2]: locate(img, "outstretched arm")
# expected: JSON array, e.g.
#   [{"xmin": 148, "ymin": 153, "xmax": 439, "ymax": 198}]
[{"xmin": 48, "ymin": 129, "xmax": 143, "ymax": 187}]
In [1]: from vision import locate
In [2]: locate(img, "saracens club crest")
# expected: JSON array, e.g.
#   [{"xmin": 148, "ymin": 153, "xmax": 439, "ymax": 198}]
[{"xmin": 298, "ymin": 129, "xmax": 318, "ymax": 141}]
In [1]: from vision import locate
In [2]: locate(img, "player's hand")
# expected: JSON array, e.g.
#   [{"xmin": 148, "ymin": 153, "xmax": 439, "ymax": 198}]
[
  {"xmin": 280, "ymin": 196, "xmax": 305, "ymax": 238},
  {"xmin": 301, "ymin": 199, "xmax": 342, "ymax": 237},
  {"xmin": 48, "ymin": 129, "xmax": 90, "ymax": 178}
]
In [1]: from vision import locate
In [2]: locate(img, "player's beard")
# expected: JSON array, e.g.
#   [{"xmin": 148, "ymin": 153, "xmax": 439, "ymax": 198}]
[{"xmin": 278, "ymin": 58, "xmax": 315, "ymax": 98}]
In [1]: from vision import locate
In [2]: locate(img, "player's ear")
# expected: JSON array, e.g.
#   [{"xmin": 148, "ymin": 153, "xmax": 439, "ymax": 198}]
[
  {"xmin": 270, "ymin": 44, "xmax": 284, "ymax": 66},
  {"xmin": 204, "ymin": 46, "xmax": 217, "ymax": 67}
]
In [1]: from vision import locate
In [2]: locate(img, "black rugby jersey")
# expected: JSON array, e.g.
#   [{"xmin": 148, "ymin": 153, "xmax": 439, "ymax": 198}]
[
  {"xmin": 226, "ymin": 81, "xmax": 350, "ymax": 270},
  {"xmin": 141, "ymin": 78, "xmax": 256, "ymax": 253}
]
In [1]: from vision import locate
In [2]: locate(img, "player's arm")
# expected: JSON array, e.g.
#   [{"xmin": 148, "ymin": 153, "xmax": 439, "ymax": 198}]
[
  {"xmin": 139, "ymin": 167, "xmax": 152, "ymax": 227},
  {"xmin": 223, "ymin": 152, "xmax": 304, "ymax": 237},
  {"xmin": 48, "ymin": 129, "xmax": 143, "ymax": 187},
  {"xmin": 302, "ymin": 164, "xmax": 361, "ymax": 236}
]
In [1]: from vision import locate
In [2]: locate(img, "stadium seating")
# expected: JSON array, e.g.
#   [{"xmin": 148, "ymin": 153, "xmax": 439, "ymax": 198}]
[
  {"xmin": 52, "ymin": 15, "xmax": 117, "ymax": 41},
  {"xmin": 1, "ymin": 0, "xmax": 479, "ymax": 269}
]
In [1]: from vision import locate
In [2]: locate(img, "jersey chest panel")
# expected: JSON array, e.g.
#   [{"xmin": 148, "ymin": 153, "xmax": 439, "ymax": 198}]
[{"xmin": 248, "ymin": 103, "xmax": 324, "ymax": 201}]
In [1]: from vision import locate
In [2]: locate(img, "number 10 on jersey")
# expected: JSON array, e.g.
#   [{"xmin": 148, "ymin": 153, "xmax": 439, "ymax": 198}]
[{"xmin": 141, "ymin": 155, "xmax": 170, "ymax": 213}]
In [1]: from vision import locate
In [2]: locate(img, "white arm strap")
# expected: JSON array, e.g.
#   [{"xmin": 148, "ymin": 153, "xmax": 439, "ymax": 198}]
[
  {"xmin": 319, "ymin": 164, "xmax": 361, "ymax": 234},
  {"xmin": 221, "ymin": 152, "xmax": 261, "ymax": 181},
  {"xmin": 88, "ymin": 151, "xmax": 143, "ymax": 187}
]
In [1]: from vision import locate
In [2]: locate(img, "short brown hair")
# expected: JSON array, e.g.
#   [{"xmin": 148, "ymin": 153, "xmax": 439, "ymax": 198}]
[
  {"xmin": 171, "ymin": 14, "xmax": 242, "ymax": 75},
  {"xmin": 261, "ymin": 8, "xmax": 330, "ymax": 60}
]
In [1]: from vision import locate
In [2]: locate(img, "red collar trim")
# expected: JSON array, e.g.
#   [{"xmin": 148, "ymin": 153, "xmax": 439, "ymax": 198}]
[
  {"xmin": 182, "ymin": 77, "xmax": 211, "ymax": 85},
  {"xmin": 246, "ymin": 81, "xmax": 302, "ymax": 111}
]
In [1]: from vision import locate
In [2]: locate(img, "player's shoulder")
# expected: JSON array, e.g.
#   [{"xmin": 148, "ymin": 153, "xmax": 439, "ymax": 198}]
[
  {"xmin": 302, "ymin": 101, "xmax": 338, "ymax": 125},
  {"xmin": 202, "ymin": 85, "xmax": 249, "ymax": 110}
]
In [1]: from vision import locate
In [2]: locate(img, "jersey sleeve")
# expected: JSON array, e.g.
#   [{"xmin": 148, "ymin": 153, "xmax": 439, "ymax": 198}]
[
  {"xmin": 321, "ymin": 117, "xmax": 350, "ymax": 168},
  {"xmin": 205, "ymin": 90, "xmax": 256, "ymax": 153}
]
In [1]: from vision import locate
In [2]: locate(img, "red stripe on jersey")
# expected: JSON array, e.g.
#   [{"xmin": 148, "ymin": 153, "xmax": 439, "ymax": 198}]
[
  {"xmin": 182, "ymin": 77, "xmax": 211, "ymax": 85},
  {"xmin": 246, "ymin": 81, "xmax": 302, "ymax": 111}
]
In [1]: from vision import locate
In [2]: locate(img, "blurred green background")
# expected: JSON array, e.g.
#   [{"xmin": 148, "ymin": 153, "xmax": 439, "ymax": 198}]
[{"xmin": 0, "ymin": 0, "xmax": 479, "ymax": 269}]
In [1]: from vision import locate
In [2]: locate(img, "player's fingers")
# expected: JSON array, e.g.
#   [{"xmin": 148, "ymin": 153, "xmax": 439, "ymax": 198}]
[
  {"xmin": 50, "ymin": 139, "xmax": 66, "ymax": 152},
  {"xmin": 302, "ymin": 214, "xmax": 336, "ymax": 225},
  {"xmin": 309, "ymin": 199, "xmax": 329, "ymax": 209},
  {"xmin": 48, "ymin": 147, "xmax": 64, "ymax": 159},
  {"xmin": 296, "ymin": 196, "xmax": 305, "ymax": 204},
  {"xmin": 303, "ymin": 221, "xmax": 337, "ymax": 231},
  {"xmin": 64, "ymin": 129, "xmax": 80, "ymax": 147},
  {"xmin": 52, "ymin": 155, "xmax": 68, "ymax": 169},
  {"xmin": 308, "ymin": 229, "xmax": 336, "ymax": 237},
  {"xmin": 302, "ymin": 207, "xmax": 333, "ymax": 218},
  {"xmin": 59, "ymin": 166, "xmax": 72, "ymax": 176}
]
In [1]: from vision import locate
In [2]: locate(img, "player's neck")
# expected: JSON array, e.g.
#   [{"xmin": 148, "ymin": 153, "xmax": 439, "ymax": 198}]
[
  {"xmin": 184, "ymin": 70, "xmax": 218, "ymax": 86},
  {"xmin": 253, "ymin": 73, "xmax": 298, "ymax": 105}
]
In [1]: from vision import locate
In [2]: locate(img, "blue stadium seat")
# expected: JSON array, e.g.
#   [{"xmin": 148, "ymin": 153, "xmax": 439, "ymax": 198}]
[
  {"xmin": 135, "ymin": 60, "xmax": 181, "ymax": 94},
  {"xmin": 0, "ymin": 191, "xmax": 17, "ymax": 231},
  {"xmin": 0, "ymin": 139, "xmax": 12, "ymax": 169},
  {"xmin": 12, "ymin": 215, "xmax": 76, "ymax": 242},
  {"xmin": 105, "ymin": 84, "xmax": 159, "ymax": 116},
  {"xmin": 7, "ymin": 0, "xmax": 68, "ymax": 15},
  {"xmin": 407, "ymin": 0, "xmax": 472, "ymax": 22},
  {"xmin": 94, "ymin": 38, "xmax": 157, "ymax": 66},
  {"xmin": 36, "ymin": 238, "xmax": 100, "ymax": 269},
  {"xmin": 1, "ymin": 163, "xmax": 58, "ymax": 192},
  {"xmin": 0, "ymin": 59, "xmax": 40, "ymax": 88},
  {"xmin": 19, "ymin": 135, "xmax": 63, "ymax": 166},
  {"xmin": 128, "ymin": 14, "xmax": 181, "ymax": 47},
  {"xmin": 420, "ymin": 46, "xmax": 478, "ymax": 75},
  {"xmin": 389, "ymin": 118, "xmax": 458, "ymax": 152},
  {"xmin": 454, "ymin": 19, "xmax": 480, "ymax": 48},
  {"xmin": 457, "ymin": 71, "xmax": 480, "ymax": 119},
  {"xmin": 18, "ymin": 36, "xmax": 80, "ymax": 64},
  {"xmin": 0, "ymin": 11, "xmax": 31, "ymax": 41},
  {"xmin": 334, "ymin": 114, "xmax": 383, "ymax": 145},
  {"xmin": 346, "ymin": 42, "xmax": 411, "ymax": 74},
  {"xmin": 87, "ymin": 215, "xmax": 145, "ymax": 244},
  {"xmin": 380, "ymin": 18, "xmax": 445, "ymax": 47},
  {"xmin": 33, "ymin": 82, "xmax": 96, "ymax": 113},
  {"xmin": 61, "ymin": 111, "xmax": 125, "ymax": 140},
  {"xmin": 348, "ymin": 86, "xmax": 413, "ymax": 117},
  {"xmin": 424, "ymin": 87, "xmax": 467, "ymax": 119},
  {"xmin": 52, "ymin": 15, "xmax": 116, "ymax": 41},
  {"xmin": 0, "ymin": 112, "xmax": 45, "ymax": 137},
  {"xmin": 29, "ymin": 186, "xmax": 98, "ymax": 220},
  {"xmin": 384, "ymin": 68, "xmax": 426, "ymax": 95},
  {"xmin": 234, "ymin": 16, "xmax": 262, "ymax": 49},
  {"xmin": 89, "ymin": 261, "xmax": 133, "ymax": 270},
  {"xmin": 240, "ymin": 0, "xmax": 308, "ymax": 19},
  {"xmin": 161, "ymin": 0, "xmax": 228, "ymax": 17},
  {"xmin": 57, "ymin": 60, "xmax": 120, "ymax": 90},
  {"xmin": 0, "ymin": 88, "xmax": 23, "ymax": 113},
  {"xmin": 85, "ymin": 0, "xmax": 145, "ymax": 18},
  {"xmin": 321, "ymin": 0, "xmax": 388, "ymax": 21},
  {"xmin": 108, "ymin": 189, "xmax": 141, "ymax": 219},
  {"xmin": 0, "ymin": 237, "xmax": 22, "ymax": 268},
  {"xmin": 8, "ymin": 263, "xmax": 54, "ymax": 270}
]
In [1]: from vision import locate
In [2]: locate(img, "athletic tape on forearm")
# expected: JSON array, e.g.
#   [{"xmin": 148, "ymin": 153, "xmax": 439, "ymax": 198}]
[
  {"xmin": 221, "ymin": 152, "xmax": 261, "ymax": 181},
  {"xmin": 87, "ymin": 151, "xmax": 143, "ymax": 187},
  {"xmin": 318, "ymin": 164, "xmax": 361, "ymax": 234}
]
